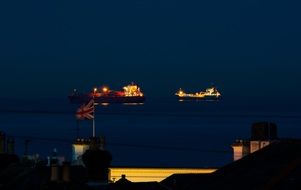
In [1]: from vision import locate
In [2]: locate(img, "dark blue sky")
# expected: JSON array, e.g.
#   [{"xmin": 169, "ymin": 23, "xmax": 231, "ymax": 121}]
[{"xmin": 0, "ymin": 0, "xmax": 300, "ymax": 98}]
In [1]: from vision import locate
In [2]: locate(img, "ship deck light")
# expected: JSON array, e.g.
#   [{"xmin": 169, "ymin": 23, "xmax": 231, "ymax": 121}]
[{"xmin": 102, "ymin": 87, "xmax": 109, "ymax": 92}]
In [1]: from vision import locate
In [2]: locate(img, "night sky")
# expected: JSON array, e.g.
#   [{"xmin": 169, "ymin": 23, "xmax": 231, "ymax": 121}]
[{"xmin": 1, "ymin": 0, "xmax": 300, "ymax": 99}]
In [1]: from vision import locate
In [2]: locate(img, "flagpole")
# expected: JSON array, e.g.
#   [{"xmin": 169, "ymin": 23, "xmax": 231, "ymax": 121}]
[
  {"xmin": 92, "ymin": 112, "xmax": 95, "ymax": 137},
  {"xmin": 92, "ymin": 98, "xmax": 95, "ymax": 137}
]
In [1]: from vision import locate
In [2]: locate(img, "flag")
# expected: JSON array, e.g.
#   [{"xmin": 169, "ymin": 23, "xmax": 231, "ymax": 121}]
[{"xmin": 76, "ymin": 99, "xmax": 94, "ymax": 120}]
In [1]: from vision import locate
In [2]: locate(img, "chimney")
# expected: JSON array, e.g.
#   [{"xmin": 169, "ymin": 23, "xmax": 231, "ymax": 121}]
[
  {"xmin": 0, "ymin": 131, "xmax": 6, "ymax": 153},
  {"xmin": 50, "ymin": 148, "xmax": 60, "ymax": 182},
  {"xmin": 251, "ymin": 122, "xmax": 278, "ymax": 140},
  {"xmin": 62, "ymin": 162, "xmax": 71, "ymax": 182},
  {"xmin": 50, "ymin": 164, "xmax": 60, "ymax": 182},
  {"xmin": 232, "ymin": 140, "xmax": 250, "ymax": 161}
]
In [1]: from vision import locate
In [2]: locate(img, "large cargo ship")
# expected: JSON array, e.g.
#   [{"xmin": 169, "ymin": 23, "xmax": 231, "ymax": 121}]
[
  {"xmin": 68, "ymin": 83, "xmax": 145, "ymax": 104},
  {"xmin": 175, "ymin": 86, "xmax": 221, "ymax": 101}
]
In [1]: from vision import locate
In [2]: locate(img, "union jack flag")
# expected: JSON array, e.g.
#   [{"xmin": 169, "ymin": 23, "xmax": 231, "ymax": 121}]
[{"xmin": 76, "ymin": 99, "xmax": 94, "ymax": 120}]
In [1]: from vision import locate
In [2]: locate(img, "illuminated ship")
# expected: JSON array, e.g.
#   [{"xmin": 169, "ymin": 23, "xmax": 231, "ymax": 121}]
[
  {"xmin": 175, "ymin": 86, "xmax": 221, "ymax": 101},
  {"xmin": 68, "ymin": 83, "xmax": 145, "ymax": 104}
]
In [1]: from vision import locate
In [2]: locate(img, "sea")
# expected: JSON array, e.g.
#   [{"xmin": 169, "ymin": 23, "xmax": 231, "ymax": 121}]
[{"xmin": 0, "ymin": 97, "xmax": 300, "ymax": 168}]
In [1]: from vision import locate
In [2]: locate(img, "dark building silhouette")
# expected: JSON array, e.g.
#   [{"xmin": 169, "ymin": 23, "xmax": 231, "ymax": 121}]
[
  {"xmin": 0, "ymin": 132, "xmax": 19, "ymax": 171},
  {"xmin": 0, "ymin": 131, "xmax": 171, "ymax": 190},
  {"xmin": 232, "ymin": 122, "xmax": 279, "ymax": 161},
  {"xmin": 162, "ymin": 139, "xmax": 301, "ymax": 190},
  {"xmin": 0, "ymin": 131, "xmax": 6, "ymax": 153},
  {"xmin": 2, "ymin": 123, "xmax": 301, "ymax": 190},
  {"xmin": 110, "ymin": 174, "xmax": 168, "ymax": 190}
]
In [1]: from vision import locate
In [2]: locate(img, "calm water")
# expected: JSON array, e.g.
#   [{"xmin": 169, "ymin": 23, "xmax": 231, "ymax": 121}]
[{"xmin": 0, "ymin": 97, "xmax": 300, "ymax": 167}]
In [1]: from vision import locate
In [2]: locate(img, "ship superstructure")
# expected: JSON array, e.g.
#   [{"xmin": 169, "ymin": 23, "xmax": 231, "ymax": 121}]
[
  {"xmin": 123, "ymin": 83, "xmax": 144, "ymax": 97},
  {"xmin": 175, "ymin": 87, "xmax": 221, "ymax": 100}
]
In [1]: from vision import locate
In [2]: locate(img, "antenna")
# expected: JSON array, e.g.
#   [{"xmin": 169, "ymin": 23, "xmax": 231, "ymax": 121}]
[{"xmin": 24, "ymin": 139, "xmax": 31, "ymax": 156}]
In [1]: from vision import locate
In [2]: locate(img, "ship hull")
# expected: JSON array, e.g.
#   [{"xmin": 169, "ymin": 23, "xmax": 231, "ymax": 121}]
[
  {"xmin": 177, "ymin": 96, "xmax": 220, "ymax": 101},
  {"xmin": 68, "ymin": 95, "xmax": 145, "ymax": 104}
]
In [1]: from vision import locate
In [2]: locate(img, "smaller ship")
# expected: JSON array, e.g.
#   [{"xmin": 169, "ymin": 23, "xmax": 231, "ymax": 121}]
[
  {"xmin": 69, "ymin": 83, "xmax": 145, "ymax": 104},
  {"xmin": 175, "ymin": 86, "xmax": 221, "ymax": 101}
]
